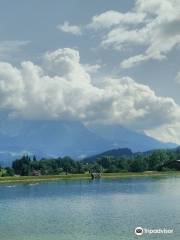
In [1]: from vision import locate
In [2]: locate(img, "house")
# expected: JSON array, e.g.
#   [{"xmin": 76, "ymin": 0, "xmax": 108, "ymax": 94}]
[{"xmin": 160, "ymin": 160, "xmax": 180, "ymax": 171}]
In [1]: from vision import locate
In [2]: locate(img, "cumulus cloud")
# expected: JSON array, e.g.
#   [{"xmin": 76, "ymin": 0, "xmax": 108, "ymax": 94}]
[
  {"xmin": 88, "ymin": 0, "xmax": 180, "ymax": 68},
  {"xmin": 0, "ymin": 47, "xmax": 180, "ymax": 139},
  {"xmin": 57, "ymin": 21, "xmax": 82, "ymax": 35}
]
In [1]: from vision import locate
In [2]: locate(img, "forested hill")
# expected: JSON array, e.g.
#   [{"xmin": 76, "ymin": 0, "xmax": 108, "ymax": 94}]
[
  {"xmin": 84, "ymin": 148, "xmax": 133, "ymax": 163},
  {"xmin": 2, "ymin": 147, "xmax": 180, "ymax": 177}
]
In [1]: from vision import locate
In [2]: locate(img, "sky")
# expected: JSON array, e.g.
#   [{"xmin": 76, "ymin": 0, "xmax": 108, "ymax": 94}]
[{"xmin": 0, "ymin": 0, "xmax": 180, "ymax": 143}]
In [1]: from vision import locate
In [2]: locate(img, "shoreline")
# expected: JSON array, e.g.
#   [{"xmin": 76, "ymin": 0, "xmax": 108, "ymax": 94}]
[{"xmin": 0, "ymin": 171, "xmax": 180, "ymax": 184}]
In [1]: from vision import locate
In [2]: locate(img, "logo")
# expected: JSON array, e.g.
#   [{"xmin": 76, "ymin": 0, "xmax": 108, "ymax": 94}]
[{"xmin": 135, "ymin": 227, "xmax": 144, "ymax": 236}]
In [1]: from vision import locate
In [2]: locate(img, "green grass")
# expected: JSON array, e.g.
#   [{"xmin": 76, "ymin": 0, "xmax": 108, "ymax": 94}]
[
  {"xmin": 102, "ymin": 171, "xmax": 180, "ymax": 178},
  {"xmin": 0, "ymin": 173, "xmax": 91, "ymax": 184},
  {"xmin": 0, "ymin": 171, "xmax": 180, "ymax": 184}
]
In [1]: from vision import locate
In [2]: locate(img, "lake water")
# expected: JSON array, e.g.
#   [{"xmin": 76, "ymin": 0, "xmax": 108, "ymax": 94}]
[{"xmin": 0, "ymin": 176, "xmax": 180, "ymax": 240}]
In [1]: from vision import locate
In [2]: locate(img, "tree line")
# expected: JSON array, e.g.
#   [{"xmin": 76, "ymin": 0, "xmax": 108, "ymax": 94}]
[{"xmin": 1, "ymin": 148, "xmax": 180, "ymax": 177}]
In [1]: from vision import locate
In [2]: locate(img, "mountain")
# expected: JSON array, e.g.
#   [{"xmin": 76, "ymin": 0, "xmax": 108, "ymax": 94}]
[
  {"xmin": 0, "ymin": 119, "xmax": 112, "ymax": 166},
  {"xmin": 0, "ymin": 118, "xmax": 177, "ymax": 166},
  {"xmin": 88, "ymin": 124, "xmax": 177, "ymax": 152},
  {"xmin": 84, "ymin": 148, "xmax": 133, "ymax": 163}
]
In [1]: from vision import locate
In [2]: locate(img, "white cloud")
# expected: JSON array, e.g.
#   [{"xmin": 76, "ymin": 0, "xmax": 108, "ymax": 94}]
[
  {"xmin": 89, "ymin": 0, "xmax": 180, "ymax": 68},
  {"xmin": 120, "ymin": 54, "xmax": 151, "ymax": 69},
  {"xmin": 83, "ymin": 64, "xmax": 101, "ymax": 74},
  {"xmin": 89, "ymin": 10, "xmax": 146, "ymax": 30},
  {"xmin": 135, "ymin": 0, "xmax": 175, "ymax": 15},
  {"xmin": 57, "ymin": 21, "xmax": 82, "ymax": 35},
  {"xmin": 146, "ymin": 123, "xmax": 180, "ymax": 144},
  {"xmin": 0, "ymin": 47, "xmax": 180, "ymax": 143},
  {"xmin": 0, "ymin": 62, "xmax": 25, "ymax": 110}
]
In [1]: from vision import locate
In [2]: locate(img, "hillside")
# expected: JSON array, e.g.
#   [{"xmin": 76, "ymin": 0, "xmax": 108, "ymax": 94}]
[{"xmin": 84, "ymin": 148, "xmax": 133, "ymax": 163}]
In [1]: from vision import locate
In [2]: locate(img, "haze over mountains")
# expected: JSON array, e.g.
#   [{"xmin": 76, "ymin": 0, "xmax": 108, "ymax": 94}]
[{"xmin": 0, "ymin": 118, "xmax": 177, "ymax": 166}]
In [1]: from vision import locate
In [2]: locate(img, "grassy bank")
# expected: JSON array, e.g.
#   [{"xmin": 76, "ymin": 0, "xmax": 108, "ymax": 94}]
[{"xmin": 0, "ymin": 171, "xmax": 180, "ymax": 184}]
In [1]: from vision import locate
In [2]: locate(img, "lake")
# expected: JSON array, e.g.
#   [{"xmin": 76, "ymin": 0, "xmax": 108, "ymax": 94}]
[{"xmin": 0, "ymin": 176, "xmax": 180, "ymax": 240}]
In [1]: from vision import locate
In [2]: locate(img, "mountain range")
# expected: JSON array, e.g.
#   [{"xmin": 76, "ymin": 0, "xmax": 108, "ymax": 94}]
[{"xmin": 0, "ymin": 118, "xmax": 177, "ymax": 166}]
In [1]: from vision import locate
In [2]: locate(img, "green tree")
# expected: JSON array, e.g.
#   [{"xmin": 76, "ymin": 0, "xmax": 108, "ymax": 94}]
[
  {"xmin": 130, "ymin": 156, "xmax": 147, "ymax": 172},
  {"xmin": 3, "ymin": 167, "xmax": 15, "ymax": 176}
]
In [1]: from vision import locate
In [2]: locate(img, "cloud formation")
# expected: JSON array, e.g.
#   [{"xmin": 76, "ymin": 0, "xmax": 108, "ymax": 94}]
[
  {"xmin": 57, "ymin": 21, "xmax": 82, "ymax": 35},
  {"xmin": 146, "ymin": 123, "xmax": 180, "ymax": 144},
  {"xmin": 83, "ymin": 64, "xmax": 101, "ymax": 74},
  {"xmin": 88, "ymin": 0, "xmax": 180, "ymax": 68},
  {"xmin": 0, "ymin": 48, "xmax": 180, "ymax": 140},
  {"xmin": 89, "ymin": 10, "xmax": 145, "ymax": 29}
]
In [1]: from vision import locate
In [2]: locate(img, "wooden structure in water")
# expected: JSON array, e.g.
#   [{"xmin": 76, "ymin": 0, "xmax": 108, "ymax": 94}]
[{"xmin": 91, "ymin": 172, "xmax": 101, "ymax": 179}]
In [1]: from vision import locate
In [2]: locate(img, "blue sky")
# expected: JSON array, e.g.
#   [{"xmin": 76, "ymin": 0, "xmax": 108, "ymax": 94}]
[{"xmin": 0, "ymin": 0, "xmax": 180, "ymax": 143}]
